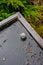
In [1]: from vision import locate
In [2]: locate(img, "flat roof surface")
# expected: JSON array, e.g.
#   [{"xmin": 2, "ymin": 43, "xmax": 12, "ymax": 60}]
[{"xmin": 0, "ymin": 21, "xmax": 43, "ymax": 65}]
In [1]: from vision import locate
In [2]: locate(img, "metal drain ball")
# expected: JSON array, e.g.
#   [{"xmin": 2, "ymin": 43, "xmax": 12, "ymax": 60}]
[{"xmin": 20, "ymin": 33, "xmax": 27, "ymax": 41}]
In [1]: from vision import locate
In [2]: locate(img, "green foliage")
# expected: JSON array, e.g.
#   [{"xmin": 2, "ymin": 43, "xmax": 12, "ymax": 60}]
[
  {"xmin": 0, "ymin": 0, "xmax": 25, "ymax": 21},
  {"xmin": 0, "ymin": 0, "xmax": 43, "ymax": 22}
]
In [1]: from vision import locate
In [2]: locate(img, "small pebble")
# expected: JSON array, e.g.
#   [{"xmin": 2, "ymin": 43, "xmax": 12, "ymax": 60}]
[
  {"xmin": 20, "ymin": 33, "xmax": 27, "ymax": 40},
  {"xmin": 2, "ymin": 57, "xmax": 6, "ymax": 62}
]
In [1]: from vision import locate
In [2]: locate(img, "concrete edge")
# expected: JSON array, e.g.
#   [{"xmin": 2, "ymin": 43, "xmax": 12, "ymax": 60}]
[
  {"xmin": 0, "ymin": 12, "xmax": 18, "ymax": 27},
  {"xmin": 0, "ymin": 12, "xmax": 43, "ymax": 48},
  {"xmin": 17, "ymin": 12, "xmax": 43, "ymax": 49}
]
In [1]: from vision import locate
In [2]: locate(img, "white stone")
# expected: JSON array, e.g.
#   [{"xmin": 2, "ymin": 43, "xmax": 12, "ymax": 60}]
[
  {"xmin": 2, "ymin": 57, "xmax": 6, "ymax": 61},
  {"xmin": 20, "ymin": 33, "xmax": 26, "ymax": 40}
]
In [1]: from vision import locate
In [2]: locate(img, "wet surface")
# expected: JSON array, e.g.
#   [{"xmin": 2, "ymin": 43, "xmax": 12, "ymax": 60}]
[{"xmin": 0, "ymin": 21, "xmax": 43, "ymax": 65}]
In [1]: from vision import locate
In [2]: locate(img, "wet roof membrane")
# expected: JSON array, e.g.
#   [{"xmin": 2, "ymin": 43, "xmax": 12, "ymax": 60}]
[{"xmin": 0, "ymin": 12, "xmax": 43, "ymax": 65}]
